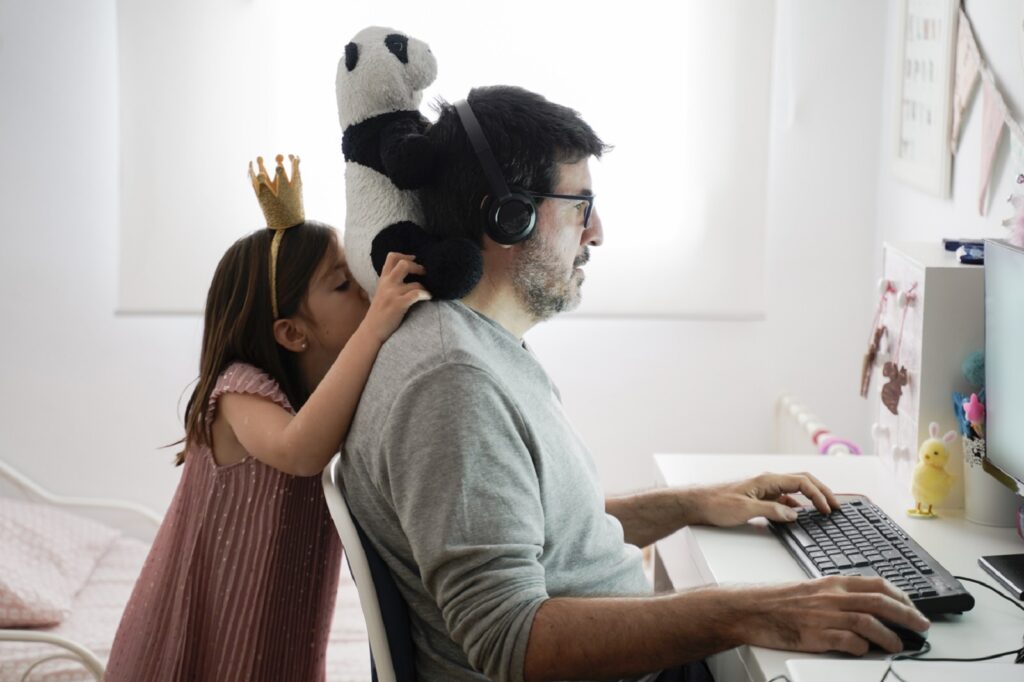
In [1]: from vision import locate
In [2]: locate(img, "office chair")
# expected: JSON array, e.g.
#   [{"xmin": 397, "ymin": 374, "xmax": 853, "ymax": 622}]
[{"xmin": 322, "ymin": 454, "xmax": 415, "ymax": 682}]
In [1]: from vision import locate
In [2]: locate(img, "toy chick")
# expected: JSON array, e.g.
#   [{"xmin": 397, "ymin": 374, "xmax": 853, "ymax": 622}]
[{"xmin": 908, "ymin": 422, "xmax": 958, "ymax": 518}]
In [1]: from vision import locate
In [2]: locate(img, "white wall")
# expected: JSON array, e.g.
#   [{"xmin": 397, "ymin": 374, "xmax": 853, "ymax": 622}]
[
  {"xmin": 0, "ymin": 0, "xmax": 193, "ymax": 510},
  {"xmin": 875, "ymin": 0, "xmax": 1024, "ymax": 247},
  {"xmin": 0, "ymin": 0, "xmax": 891, "ymax": 511}
]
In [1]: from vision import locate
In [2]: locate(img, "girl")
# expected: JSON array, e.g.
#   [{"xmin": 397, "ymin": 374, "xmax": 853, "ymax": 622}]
[{"xmin": 106, "ymin": 156, "xmax": 428, "ymax": 681}]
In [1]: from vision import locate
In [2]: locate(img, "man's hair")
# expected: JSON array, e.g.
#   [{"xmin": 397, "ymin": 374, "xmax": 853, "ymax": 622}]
[{"xmin": 422, "ymin": 85, "xmax": 608, "ymax": 244}]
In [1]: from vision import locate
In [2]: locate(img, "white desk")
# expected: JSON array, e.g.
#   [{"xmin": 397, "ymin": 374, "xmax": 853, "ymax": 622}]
[{"xmin": 653, "ymin": 454, "xmax": 1024, "ymax": 682}]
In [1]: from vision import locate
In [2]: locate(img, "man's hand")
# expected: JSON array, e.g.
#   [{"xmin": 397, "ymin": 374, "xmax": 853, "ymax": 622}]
[
  {"xmin": 523, "ymin": 574, "xmax": 931, "ymax": 681},
  {"xmin": 731, "ymin": 575, "xmax": 931, "ymax": 655},
  {"xmin": 690, "ymin": 471, "xmax": 841, "ymax": 527}
]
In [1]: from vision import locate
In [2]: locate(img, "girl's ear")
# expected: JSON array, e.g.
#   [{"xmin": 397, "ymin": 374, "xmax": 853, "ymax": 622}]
[{"xmin": 273, "ymin": 317, "xmax": 309, "ymax": 353}]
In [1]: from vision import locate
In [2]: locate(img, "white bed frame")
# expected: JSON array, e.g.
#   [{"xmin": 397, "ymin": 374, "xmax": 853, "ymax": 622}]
[{"xmin": 0, "ymin": 459, "xmax": 162, "ymax": 681}]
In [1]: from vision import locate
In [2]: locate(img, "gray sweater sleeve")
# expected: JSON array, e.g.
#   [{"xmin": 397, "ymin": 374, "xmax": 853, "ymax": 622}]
[{"xmin": 381, "ymin": 362, "xmax": 550, "ymax": 682}]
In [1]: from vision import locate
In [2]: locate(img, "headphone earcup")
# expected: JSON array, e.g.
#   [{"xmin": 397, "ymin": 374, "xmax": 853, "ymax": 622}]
[{"xmin": 483, "ymin": 191, "xmax": 536, "ymax": 245}]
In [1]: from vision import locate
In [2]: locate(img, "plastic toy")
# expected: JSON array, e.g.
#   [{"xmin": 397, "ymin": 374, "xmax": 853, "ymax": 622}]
[{"xmin": 908, "ymin": 422, "xmax": 958, "ymax": 518}]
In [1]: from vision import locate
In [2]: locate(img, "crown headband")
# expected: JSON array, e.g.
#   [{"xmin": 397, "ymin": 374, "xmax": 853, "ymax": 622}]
[{"xmin": 249, "ymin": 154, "xmax": 305, "ymax": 319}]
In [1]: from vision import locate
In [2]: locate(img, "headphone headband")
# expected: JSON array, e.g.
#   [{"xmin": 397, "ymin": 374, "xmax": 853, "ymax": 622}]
[
  {"xmin": 453, "ymin": 99, "xmax": 536, "ymax": 245},
  {"xmin": 453, "ymin": 100, "xmax": 512, "ymax": 202}
]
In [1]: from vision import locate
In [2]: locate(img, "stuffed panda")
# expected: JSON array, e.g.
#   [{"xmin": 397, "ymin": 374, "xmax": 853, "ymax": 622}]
[{"xmin": 336, "ymin": 26, "xmax": 482, "ymax": 299}]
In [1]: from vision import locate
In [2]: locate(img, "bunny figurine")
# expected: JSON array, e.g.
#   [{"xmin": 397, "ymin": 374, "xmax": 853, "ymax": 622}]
[{"xmin": 908, "ymin": 422, "xmax": 958, "ymax": 518}]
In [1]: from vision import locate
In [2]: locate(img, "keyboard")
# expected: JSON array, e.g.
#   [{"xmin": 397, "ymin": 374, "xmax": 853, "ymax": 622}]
[{"xmin": 769, "ymin": 494, "xmax": 975, "ymax": 616}]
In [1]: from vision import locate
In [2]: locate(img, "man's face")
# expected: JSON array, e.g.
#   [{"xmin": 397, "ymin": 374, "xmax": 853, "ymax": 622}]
[{"xmin": 511, "ymin": 159, "xmax": 603, "ymax": 321}]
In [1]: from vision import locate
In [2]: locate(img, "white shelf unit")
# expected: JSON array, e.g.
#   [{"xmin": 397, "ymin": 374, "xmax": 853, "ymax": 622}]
[{"xmin": 870, "ymin": 242, "xmax": 984, "ymax": 510}]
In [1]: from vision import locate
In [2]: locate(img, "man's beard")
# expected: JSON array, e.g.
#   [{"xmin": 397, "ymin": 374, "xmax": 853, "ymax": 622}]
[{"xmin": 511, "ymin": 231, "xmax": 590, "ymax": 322}]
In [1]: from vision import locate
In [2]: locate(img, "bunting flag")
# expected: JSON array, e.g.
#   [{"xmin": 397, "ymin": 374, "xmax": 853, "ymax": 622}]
[
  {"xmin": 950, "ymin": 9, "xmax": 980, "ymax": 154},
  {"xmin": 978, "ymin": 77, "xmax": 1006, "ymax": 216},
  {"xmin": 953, "ymin": 8, "xmax": 1024, "ymax": 216}
]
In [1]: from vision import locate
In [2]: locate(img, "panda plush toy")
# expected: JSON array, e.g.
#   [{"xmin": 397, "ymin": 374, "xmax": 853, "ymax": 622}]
[{"xmin": 336, "ymin": 26, "xmax": 482, "ymax": 299}]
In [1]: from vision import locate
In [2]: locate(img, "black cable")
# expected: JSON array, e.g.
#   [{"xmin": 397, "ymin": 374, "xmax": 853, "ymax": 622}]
[
  {"xmin": 766, "ymin": 675, "xmax": 790, "ymax": 682},
  {"xmin": 953, "ymin": 574, "xmax": 1024, "ymax": 613},
  {"xmin": 881, "ymin": 576, "xmax": 1024, "ymax": 670},
  {"xmin": 801, "ymin": 576, "xmax": 1024, "ymax": 682}
]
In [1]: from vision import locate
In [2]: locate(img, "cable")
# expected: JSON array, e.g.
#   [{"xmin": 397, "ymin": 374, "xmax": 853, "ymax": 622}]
[{"xmin": 953, "ymin": 575, "xmax": 1024, "ymax": 613}]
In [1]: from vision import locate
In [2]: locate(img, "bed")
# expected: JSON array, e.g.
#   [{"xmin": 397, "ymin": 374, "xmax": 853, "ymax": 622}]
[{"xmin": 0, "ymin": 459, "xmax": 370, "ymax": 681}]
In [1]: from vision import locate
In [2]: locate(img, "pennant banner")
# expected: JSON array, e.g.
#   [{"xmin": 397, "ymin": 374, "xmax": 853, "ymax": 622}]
[
  {"xmin": 951, "ymin": 8, "xmax": 980, "ymax": 154},
  {"xmin": 978, "ymin": 76, "xmax": 1007, "ymax": 216},
  {"xmin": 954, "ymin": 8, "xmax": 1024, "ymax": 216}
]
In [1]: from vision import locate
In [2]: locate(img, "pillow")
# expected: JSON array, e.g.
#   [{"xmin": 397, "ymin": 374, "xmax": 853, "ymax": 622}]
[{"xmin": 0, "ymin": 497, "xmax": 121, "ymax": 627}]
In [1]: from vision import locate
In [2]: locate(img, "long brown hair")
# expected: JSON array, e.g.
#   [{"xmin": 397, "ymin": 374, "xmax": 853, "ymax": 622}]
[{"xmin": 176, "ymin": 221, "xmax": 336, "ymax": 464}]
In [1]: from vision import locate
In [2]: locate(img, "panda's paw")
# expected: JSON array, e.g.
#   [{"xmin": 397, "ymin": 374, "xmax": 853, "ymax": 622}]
[
  {"xmin": 420, "ymin": 239, "xmax": 484, "ymax": 300},
  {"xmin": 371, "ymin": 221, "xmax": 432, "ymax": 276},
  {"xmin": 382, "ymin": 134, "xmax": 435, "ymax": 189}
]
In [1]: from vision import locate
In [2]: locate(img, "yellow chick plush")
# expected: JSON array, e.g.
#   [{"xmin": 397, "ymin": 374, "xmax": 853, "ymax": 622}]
[{"xmin": 908, "ymin": 422, "xmax": 958, "ymax": 518}]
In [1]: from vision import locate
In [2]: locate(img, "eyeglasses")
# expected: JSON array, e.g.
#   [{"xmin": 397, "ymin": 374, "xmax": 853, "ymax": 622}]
[{"xmin": 525, "ymin": 192, "xmax": 596, "ymax": 229}]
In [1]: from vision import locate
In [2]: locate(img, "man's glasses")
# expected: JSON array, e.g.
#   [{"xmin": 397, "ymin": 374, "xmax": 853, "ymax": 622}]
[{"xmin": 526, "ymin": 192, "xmax": 596, "ymax": 229}]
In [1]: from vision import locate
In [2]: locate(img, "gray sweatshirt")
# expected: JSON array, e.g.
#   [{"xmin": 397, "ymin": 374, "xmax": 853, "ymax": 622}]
[{"xmin": 340, "ymin": 300, "xmax": 656, "ymax": 682}]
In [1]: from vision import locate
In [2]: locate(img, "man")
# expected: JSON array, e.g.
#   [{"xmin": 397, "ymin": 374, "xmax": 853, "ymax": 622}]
[{"xmin": 339, "ymin": 85, "xmax": 929, "ymax": 682}]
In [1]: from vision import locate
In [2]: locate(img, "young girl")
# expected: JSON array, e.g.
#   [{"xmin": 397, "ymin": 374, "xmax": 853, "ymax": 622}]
[{"xmin": 106, "ymin": 156, "xmax": 428, "ymax": 681}]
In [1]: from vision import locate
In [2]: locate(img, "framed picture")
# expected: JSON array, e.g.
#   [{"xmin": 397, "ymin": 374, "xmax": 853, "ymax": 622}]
[{"xmin": 892, "ymin": 0, "xmax": 959, "ymax": 197}]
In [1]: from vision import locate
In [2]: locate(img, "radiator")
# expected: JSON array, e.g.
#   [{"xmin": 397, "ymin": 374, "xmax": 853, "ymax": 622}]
[{"xmin": 774, "ymin": 395, "xmax": 861, "ymax": 455}]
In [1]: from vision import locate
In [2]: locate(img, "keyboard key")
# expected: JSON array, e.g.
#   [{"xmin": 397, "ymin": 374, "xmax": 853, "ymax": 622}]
[
  {"xmin": 847, "ymin": 554, "xmax": 869, "ymax": 567},
  {"xmin": 829, "ymin": 554, "xmax": 852, "ymax": 569}
]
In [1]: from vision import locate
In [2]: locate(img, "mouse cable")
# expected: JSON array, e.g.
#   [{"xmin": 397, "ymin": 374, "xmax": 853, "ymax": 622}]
[
  {"xmin": 953, "ymin": 574, "xmax": 1024, "ymax": 663},
  {"xmin": 953, "ymin": 575, "xmax": 1024, "ymax": 614},
  {"xmin": 881, "ymin": 576, "xmax": 1024, "ymax": 680}
]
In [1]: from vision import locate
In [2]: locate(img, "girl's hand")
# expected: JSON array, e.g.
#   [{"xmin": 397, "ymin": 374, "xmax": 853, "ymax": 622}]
[{"xmin": 362, "ymin": 252, "xmax": 431, "ymax": 344}]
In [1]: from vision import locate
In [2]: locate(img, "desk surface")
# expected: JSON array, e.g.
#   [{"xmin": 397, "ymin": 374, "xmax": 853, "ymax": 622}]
[{"xmin": 653, "ymin": 454, "xmax": 1023, "ymax": 682}]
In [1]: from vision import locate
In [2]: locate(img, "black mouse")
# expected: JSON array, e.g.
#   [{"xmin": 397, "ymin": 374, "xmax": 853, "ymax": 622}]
[{"xmin": 878, "ymin": 620, "xmax": 928, "ymax": 652}]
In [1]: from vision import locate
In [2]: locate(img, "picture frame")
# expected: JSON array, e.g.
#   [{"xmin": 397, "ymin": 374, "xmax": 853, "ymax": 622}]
[{"xmin": 892, "ymin": 0, "xmax": 959, "ymax": 197}]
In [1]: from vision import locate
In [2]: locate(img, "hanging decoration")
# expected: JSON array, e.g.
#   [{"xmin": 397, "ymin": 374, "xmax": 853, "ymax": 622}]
[
  {"xmin": 881, "ymin": 283, "xmax": 917, "ymax": 416},
  {"xmin": 978, "ymin": 78, "xmax": 1007, "ymax": 216},
  {"xmin": 1003, "ymin": 172, "xmax": 1024, "ymax": 248},
  {"xmin": 953, "ymin": 8, "xmax": 1024, "ymax": 217},
  {"xmin": 950, "ymin": 10, "xmax": 980, "ymax": 153},
  {"xmin": 860, "ymin": 281, "xmax": 894, "ymax": 399}
]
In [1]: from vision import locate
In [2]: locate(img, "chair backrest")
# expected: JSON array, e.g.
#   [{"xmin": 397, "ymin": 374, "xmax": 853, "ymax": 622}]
[{"xmin": 322, "ymin": 453, "xmax": 415, "ymax": 682}]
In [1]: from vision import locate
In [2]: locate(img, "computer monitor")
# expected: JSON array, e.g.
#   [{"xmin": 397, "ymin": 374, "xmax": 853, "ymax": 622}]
[{"xmin": 982, "ymin": 239, "xmax": 1024, "ymax": 497}]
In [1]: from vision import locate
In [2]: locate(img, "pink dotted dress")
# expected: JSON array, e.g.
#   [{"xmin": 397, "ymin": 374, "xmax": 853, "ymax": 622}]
[{"xmin": 106, "ymin": 363, "xmax": 343, "ymax": 681}]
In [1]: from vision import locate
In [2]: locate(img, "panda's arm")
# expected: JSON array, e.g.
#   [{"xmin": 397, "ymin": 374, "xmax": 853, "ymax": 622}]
[{"xmin": 380, "ymin": 117, "xmax": 436, "ymax": 189}]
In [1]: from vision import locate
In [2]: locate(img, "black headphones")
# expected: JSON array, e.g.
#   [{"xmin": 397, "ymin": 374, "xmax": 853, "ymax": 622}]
[{"xmin": 453, "ymin": 99, "xmax": 537, "ymax": 245}]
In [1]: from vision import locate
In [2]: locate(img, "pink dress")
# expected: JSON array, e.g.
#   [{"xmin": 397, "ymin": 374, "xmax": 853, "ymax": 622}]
[{"xmin": 106, "ymin": 363, "xmax": 343, "ymax": 682}]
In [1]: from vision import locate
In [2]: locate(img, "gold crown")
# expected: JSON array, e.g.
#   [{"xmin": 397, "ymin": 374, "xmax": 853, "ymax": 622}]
[
  {"xmin": 248, "ymin": 154, "xmax": 305, "ymax": 319},
  {"xmin": 249, "ymin": 154, "xmax": 305, "ymax": 228}
]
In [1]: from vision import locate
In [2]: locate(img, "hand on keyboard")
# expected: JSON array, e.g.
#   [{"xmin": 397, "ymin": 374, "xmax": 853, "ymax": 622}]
[
  {"xmin": 733, "ymin": 575, "xmax": 930, "ymax": 655},
  {"xmin": 692, "ymin": 471, "xmax": 840, "ymax": 527}
]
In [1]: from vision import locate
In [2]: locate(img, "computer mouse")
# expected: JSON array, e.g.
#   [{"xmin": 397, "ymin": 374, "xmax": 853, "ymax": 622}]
[{"xmin": 878, "ymin": 620, "xmax": 928, "ymax": 652}]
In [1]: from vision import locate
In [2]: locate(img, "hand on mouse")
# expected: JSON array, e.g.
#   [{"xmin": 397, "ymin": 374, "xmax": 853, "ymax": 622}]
[{"xmin": 729, "ymin": 575, "xmax": 930, "ymax": 655}]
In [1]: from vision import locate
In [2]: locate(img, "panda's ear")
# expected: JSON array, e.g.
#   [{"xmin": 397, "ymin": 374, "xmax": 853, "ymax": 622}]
[{"xmin": 345, "ymin": 42, "xmax": 359, "ymax": 72}]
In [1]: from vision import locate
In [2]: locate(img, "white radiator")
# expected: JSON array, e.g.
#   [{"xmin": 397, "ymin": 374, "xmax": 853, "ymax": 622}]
[{"xmin": 774, "ymin": 395, "xmax": 861, "ymax": 455}]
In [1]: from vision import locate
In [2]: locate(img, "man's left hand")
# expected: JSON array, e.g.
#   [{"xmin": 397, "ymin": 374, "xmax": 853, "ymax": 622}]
[{"xmin": 689, "ymin": 472, "xmax": 840, "ymax": 527}]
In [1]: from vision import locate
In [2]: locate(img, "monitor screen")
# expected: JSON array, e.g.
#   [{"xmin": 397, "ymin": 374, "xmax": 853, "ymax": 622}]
[{"xmin": 984, "ymin": 239, "xmax": 1024, "ymax": 496}]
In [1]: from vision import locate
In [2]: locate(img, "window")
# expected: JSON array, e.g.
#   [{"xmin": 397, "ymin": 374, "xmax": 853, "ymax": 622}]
[{"xmin": 118, "ymin": 0, "xmax": 774, "ymax": 317}]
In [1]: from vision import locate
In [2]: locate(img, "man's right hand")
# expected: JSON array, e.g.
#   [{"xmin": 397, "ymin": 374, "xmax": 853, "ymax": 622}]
[{"xmin": 731, "ymin": 576, "xmax": 930, "ymax": 655}]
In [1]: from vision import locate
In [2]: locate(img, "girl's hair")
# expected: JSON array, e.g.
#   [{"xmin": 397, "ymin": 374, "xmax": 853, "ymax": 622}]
[{"xmin": 176, "ymin": 221, "xmax": 336, "ymax": 465}]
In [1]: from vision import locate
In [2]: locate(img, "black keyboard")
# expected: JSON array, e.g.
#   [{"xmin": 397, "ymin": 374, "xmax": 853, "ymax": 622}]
[{"xmin": 769, "ymin": 494, "xmax": 975, "ymax": 616}]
